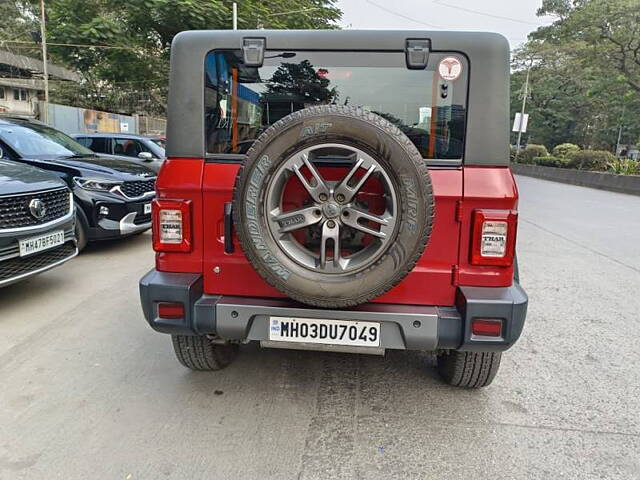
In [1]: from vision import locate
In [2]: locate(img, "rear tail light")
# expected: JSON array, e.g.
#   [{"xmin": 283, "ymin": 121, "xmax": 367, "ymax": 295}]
[
  {"xmin": 471, "ymin": 318, "xmax": 503, "ymax": 337},
  {"xmin": 158, "ymin": 302, "xmax": 184, "ymax": 319},
  {"xmin": 470, "ymin": 209, "xmax": 517, "ymax": 266},
  {"xmin": 152, "ymin": 199, "xmax": 192, "ymax": 252}
]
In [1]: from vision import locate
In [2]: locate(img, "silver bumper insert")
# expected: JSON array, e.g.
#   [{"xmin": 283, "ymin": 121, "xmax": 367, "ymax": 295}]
[{"xmin": 119, "ymin": 212, "xmax": 151, "ymax": 235}]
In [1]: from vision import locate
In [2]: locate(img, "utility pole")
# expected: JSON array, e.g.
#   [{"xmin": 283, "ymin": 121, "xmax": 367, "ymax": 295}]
[
  {"xmin": 615, "ymin": 104, "xmax": 626, "ymax": 157},
  {"xmin": 514, "ymin": 65, "xmax": 530, "ymax": 160},
  {"xmin": 39, "ymin": 0, "xmax": 49, "ymax": 124},
  {"xmin": 232, "ymin": 2, "xmax": 238, "ymax": 30}
]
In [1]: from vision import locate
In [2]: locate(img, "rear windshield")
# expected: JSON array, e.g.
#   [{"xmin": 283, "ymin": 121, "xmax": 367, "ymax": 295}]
[{"xmin": 204, "ymin": 50, "xmax": 468, "ymax": 160}]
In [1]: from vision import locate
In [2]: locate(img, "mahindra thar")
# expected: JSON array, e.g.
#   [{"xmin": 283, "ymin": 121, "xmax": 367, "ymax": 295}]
[{"xmin": 139, "ymin": 30, "xmax": 527, "ymax": 388}]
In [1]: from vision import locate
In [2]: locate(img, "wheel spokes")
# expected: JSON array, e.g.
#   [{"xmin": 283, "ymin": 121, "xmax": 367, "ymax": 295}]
[
  {"xmin": 341, "ymin": 207, "xmax": 389, "ymax": 239},
  {"xmin": 292, "ymin": 153, "xmax": 331, "ymax": 203},
  {"xmin": 333, "ymin": 158, "xmax": 377, "ymax": 203},
  {"xmin": 272, "ymin": 206, "xmax": 322, "ymax": 233},
  {"xmin": 319, "ymin": 221, "xmax": 341, "ymax": 269},
  {"xmin": 265, "ymin": 144, "xmax": 399, "ymax": 274}
]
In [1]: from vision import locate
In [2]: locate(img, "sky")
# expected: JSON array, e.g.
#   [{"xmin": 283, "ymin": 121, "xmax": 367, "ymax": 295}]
[{"xmin": 336, "ymin": 0, "xmax": 554, "ymax": 49}]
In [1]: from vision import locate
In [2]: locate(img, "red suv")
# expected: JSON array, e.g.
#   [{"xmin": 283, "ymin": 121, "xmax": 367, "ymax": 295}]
[{"xmin": 140, "ymin": 30, "xmax": 527, "ymax": 388}]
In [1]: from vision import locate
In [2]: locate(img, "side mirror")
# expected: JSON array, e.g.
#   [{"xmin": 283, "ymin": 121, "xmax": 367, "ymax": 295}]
[{"xmin": 138, "ymin": 152, "xmax": 153, "ymax": 161}]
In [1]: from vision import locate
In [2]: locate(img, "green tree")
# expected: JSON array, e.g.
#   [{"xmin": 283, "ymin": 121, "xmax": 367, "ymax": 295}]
[
  {"xmin": 0, "ymin": 1, "xmax": 40, "ymax": 62},
  {"xmin": 513, "ymin": 0, "xmax": 640, "ymax": 150},
  {"xmin": 5, "ymin": 0, "xmax": 341, "ymax": 114},
  {"xmin": 535, "ymin": 0, "xmax": 640, "ymax": 93},
  {"xmin": 267, "ymin": 60, "xmax": 337, "ymax": 104}
]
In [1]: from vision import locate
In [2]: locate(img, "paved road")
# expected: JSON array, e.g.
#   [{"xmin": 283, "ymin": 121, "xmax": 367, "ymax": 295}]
[{"xmin": 1, "ymin": 176, "xmax": 639, "ymax": 480}]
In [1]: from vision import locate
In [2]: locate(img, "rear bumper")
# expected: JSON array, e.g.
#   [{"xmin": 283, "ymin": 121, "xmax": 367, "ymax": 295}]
[{"xmin": 139, "ymin": 269, "xmax": 528, "ymax": 352}]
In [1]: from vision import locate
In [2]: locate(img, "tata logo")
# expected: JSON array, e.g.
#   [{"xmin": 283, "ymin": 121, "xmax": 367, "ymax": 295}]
[{"xmin": 28, "ymin": 198, "xmax": 47, "ymax": 220}]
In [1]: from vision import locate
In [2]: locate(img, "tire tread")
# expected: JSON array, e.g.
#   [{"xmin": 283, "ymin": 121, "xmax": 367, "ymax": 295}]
[
  {"xmin": 437, "ymin": 351, "xmax": 502, "ymax": 388},
  {"xmin": 171, "ymin": 335, "xmax": 238, "ymax": 371}
]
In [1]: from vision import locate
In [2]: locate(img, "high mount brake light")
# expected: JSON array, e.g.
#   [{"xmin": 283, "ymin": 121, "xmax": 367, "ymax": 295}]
[
  {"xmin": 152, "ymin": 199, "xmax": 192, "ymax": 252},
  {"xmin": 470, "ymin": 209, "xmax": 517, "ymax": 266}
]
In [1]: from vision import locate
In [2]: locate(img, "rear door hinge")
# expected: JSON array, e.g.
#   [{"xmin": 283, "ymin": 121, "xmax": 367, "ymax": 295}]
[
  {"xmin": 454, "ymin": 200, "xmax": 464, "ymax": 222},
  {"xmin": 451, "ymin": 265, "xmax": 460, "ymax": 285}
]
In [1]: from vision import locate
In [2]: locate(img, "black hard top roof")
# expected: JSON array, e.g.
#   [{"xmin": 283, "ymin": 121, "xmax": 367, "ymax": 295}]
[{"xmin": 167, "ymin": 30, "xmax": 510, "ymax": 166}]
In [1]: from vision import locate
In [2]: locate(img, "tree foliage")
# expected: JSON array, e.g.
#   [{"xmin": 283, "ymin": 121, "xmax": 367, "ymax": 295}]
[
  {"xmin": 267, "ymin": 60, "xmax": 337, "ymax": 103},
  {"xmin": 0, "ymin": 1, "xmax": 37, "ymax": 48},
  {"xmin": 514, "ymin": 0, "xmax": 640, "ymax": 151},
  {"xmin": 4, "ymin": 0, "xmax": 341, "ymax": 114}
]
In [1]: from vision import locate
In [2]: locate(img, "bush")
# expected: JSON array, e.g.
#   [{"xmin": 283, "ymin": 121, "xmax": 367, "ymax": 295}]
[
  {"xmin": 552, "ymin": 143, "xmax": 581, "ymax": 158},
  {"xmin": 531, "ymin": 156, "xmax": 570, "ymax": 168},
  {"xmin": 522, "ymin": 144, "xmax": 549, "ymax": 160},
  {"xmin": 510, "ymin": 145, "xmax": 518, "ymax": 161},
  {"xmin": 608, "ymin": 159, "xmax": 640, "ymax": 175},
  {"xmin": 566, "ymin": 150, "xmax": 616, "ymax": 171}
]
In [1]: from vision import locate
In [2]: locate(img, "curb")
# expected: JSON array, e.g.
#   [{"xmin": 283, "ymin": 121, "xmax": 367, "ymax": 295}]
[{"xmin": 511, "ymin": 163, "xmax": 640, "ymax": 197}]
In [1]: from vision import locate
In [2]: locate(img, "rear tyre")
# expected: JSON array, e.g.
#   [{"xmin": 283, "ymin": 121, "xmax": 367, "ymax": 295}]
[
  {"xmin": 171, "ymin": 335, "xmax": 238, "ymax": 371},
  {"xmin": 436, "ymin": 351, "xmax": 502, "ymax": 388}
]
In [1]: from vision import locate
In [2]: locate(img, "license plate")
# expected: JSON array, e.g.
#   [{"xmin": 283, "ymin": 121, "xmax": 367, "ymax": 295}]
[
  {"xmin": 144, "ymin": 203, "xmax": 152, "ymax": 214},
  {"xmin": 19, "ymin": 230, "xmax": 65, "ymax": 257},
  {"xmin": 269, "ymin": 316, "xmax": 380, "ymax": 347}
]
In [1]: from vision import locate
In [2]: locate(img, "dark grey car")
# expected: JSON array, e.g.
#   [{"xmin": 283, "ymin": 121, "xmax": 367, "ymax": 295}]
[{"xmin": 0, "ymin": 158, "xmax": 76, "ymax": 287}]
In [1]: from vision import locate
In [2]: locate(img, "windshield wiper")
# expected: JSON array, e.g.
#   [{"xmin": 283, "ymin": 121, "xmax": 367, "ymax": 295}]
[{"xmin": 65, "ymin": 153, "xmax": 97, "ymax": 159}]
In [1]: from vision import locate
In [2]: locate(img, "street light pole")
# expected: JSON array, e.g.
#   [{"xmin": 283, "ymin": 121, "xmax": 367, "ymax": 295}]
[
  {"xmin": 515, "ymin": 65, "xmax": 530, "ymax": 160},
  {"xmin": 39, "ymin": 0, "xmax": 49, "ymax": 124}
]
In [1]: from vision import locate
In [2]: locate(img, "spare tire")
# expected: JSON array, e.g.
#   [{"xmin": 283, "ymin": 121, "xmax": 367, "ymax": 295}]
[{"xmin": 233, "ymin": 105, "xmax": 434, "ymax": 308}]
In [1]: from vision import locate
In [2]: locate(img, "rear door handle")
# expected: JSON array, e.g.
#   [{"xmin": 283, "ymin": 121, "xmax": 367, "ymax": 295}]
[{"xmin": 224, "ymin": 202, "xmax": 234, "ymax": 254}]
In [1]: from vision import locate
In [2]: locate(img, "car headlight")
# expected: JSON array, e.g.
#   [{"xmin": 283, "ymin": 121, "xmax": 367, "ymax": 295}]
[{"xmin": 73, "ymin": 177, "xmax": 123, "ymax": 192}]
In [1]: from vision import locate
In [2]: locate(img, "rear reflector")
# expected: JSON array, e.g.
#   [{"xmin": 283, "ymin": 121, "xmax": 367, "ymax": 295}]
[
  {"xmin": 158, "ymin": 302, "xmax": 184, "ymax": 319},
  {"xmin": 471, "ymin": 318, "xmax": 503, "ymax": 337}
]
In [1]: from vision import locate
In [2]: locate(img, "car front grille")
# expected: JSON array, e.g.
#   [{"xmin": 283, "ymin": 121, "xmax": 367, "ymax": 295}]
[
  {"xmin": 0, "ymin": 188, "xmax": 70, "ymax": 230},
  {"xmin": 0, "ymin": 241, "xmax": 76, "ymax": 283},
  {"xmin": 120, "ymin": 179, "xmax": 156, "ymax": 198}
]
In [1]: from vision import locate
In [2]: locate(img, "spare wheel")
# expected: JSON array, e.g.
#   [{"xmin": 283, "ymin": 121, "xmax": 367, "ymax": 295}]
[{"xmin": 233, "ymin": 105, "xmax": 434, "ymax": 308}]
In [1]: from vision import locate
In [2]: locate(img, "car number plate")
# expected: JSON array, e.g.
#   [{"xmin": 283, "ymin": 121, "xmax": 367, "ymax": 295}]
[
  {"xmin": 19, "ymin": 230, "xmax": 65, "ymax": 257},
  {"xmin": 144, "ymin": 203, "xmax": 152, "ymax": 214},
  {"xmin": 269, "ymin": 316, "xmax": 380, "ymax": 347}
]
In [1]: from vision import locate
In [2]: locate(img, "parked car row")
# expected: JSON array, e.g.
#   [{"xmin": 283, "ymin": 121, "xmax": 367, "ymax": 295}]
[{"xmin": 0, "ymin": 116, "xmax": 160, "ymax": 286}]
